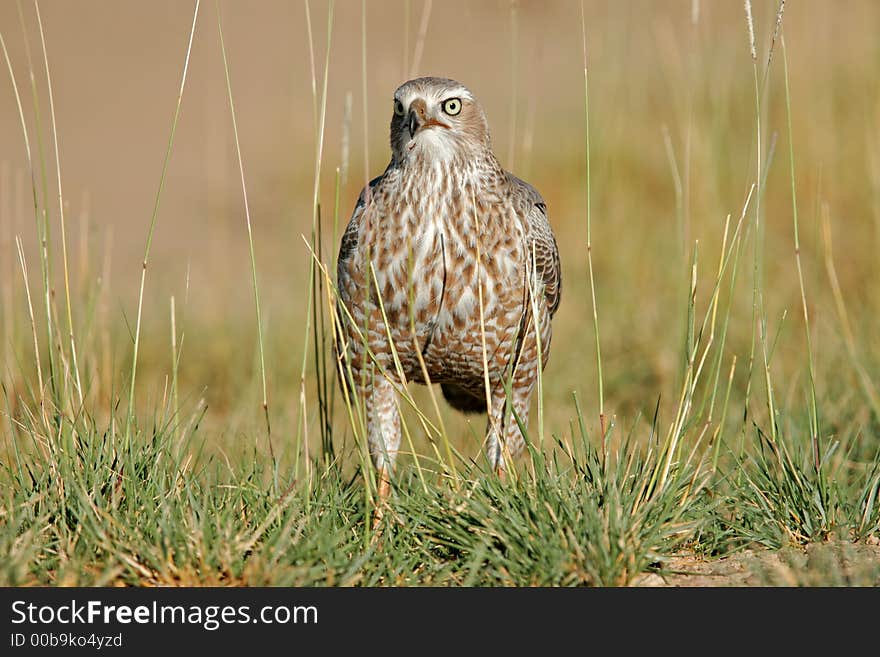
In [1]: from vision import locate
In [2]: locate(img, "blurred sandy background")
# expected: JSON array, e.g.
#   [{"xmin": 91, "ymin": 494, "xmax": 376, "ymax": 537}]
[{"xmin": 2, "ymin": 1, "xmax": 879, "ymax": 455}]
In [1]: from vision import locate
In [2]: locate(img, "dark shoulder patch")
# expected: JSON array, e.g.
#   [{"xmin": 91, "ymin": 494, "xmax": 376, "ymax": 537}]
[
  {"xmin": 356, "ymin": 173, "xmax": 385, "ymax": 208},
  {"xmin": 337, "ymin": 220, "xmax": 359, "ymax": 264}
]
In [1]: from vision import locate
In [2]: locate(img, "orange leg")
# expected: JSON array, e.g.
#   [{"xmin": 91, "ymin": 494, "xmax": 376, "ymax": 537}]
[{"xmin": 371, "ymin": 467, "xmax": 392, "ymax": 530}]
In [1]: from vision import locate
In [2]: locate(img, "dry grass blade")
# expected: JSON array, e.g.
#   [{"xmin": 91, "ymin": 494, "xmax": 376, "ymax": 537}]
[
  {"xmin": 216, "ymin": 0, "xmax": 272, "ymax": 442},
  {"xmin": 125, "ymin": 0, "xmax": 200, "ymax": 440},
  {"xmin": 580, "ymin": 0, "xmax": 605, "ymax": 458},
  {"xmin": 34, "ymin": 0, "xmax": 83, "ymax": 408}
]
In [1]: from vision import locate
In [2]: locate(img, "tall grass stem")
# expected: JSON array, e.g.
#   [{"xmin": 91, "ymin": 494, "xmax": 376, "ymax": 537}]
[
  {"xmin": 217, "ymin": 0, "xmax": 272, "ymax": 442},
  {"xmin": 125, "ymin": 0, "xmax": 199, "ymax": 441}
]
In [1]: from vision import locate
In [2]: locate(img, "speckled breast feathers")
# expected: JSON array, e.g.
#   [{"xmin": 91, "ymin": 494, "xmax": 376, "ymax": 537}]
[{"xmin": 335, "ymin": 77, "xmax": 560, "ymax": 474}]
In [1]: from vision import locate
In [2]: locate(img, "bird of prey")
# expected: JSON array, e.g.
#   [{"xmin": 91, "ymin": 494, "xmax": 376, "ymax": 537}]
[{"xmin": 335, "ymin": 77, "xmax": 561, "ymax": 505}]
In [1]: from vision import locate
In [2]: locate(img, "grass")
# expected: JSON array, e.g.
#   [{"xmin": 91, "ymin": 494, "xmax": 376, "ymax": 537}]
[{"xmin": 1, "ymin": 1, "xmax": 879, "ymax": 586}]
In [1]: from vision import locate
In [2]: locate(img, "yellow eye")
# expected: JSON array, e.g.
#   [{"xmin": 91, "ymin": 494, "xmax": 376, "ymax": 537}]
[
  {"xmin": 393, "ymin": 99, "xmax": 405, "ymax": 116},
  {"xmin": 442, "ymin": 98, "xmax": 462, "ymax": 116}
]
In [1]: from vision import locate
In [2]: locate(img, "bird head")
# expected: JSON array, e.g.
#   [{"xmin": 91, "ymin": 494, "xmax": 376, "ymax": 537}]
[{"xmin": 389, "ymin": 77, "xmax": 491, "ymax": 164}]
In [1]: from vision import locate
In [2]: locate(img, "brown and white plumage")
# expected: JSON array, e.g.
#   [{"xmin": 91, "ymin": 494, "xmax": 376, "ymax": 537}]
[{"xmin": 335, "ymin": 77, "xmax": 561, "ymax": 495}]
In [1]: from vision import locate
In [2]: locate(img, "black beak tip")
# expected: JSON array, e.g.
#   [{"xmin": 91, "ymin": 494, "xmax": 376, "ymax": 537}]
[{"xmin": 407, "ymin": 111, "xmax": 419, "ymax": 138}]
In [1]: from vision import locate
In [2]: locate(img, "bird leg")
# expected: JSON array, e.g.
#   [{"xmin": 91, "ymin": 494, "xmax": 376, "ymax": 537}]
[
  {"xmin": 486, "ymin": 384, "xmax": 532, "ymax": 478},
  {"xmin": 377, "ymin": 468, "xmax": 392, "ymax": 501},
  {"xmin": 371, "ymin": 467, "xmax": 393, "ymax": 530},
  {"xmin": 367, "ymin": 376, "xmax": 400, "ymax": 529}
]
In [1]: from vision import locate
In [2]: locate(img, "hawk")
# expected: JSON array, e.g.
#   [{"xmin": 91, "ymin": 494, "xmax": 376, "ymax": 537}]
[{"xmin": 335, "ymin": 77, "xmax": 561, "ymax": 503}]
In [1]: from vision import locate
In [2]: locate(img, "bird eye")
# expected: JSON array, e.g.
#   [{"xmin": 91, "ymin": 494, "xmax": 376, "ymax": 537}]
[
  {"xmin": 393, "ymin": 99, "xmax": 405, "ymax": 116},
  {"xmin": 442, "ymin": 98, "xmax": 462, "ymax": 116}
]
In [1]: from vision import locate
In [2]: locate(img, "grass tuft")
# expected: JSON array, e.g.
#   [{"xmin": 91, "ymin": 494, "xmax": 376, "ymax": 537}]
[{"xmin": 1, "ymin": 2, "xmax": 878, "ymax": 587}]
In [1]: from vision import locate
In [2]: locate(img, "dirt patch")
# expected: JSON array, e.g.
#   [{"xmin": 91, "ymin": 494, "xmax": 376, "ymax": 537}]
[{"xmin": 634, "ymin": 541, "xmax": 880, "ymax": 586}]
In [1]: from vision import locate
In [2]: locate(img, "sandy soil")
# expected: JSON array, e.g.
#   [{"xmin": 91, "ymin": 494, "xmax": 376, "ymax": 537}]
[{"xmin": 634, "ymin": 541, "xmax": 880, "ymax": 586}]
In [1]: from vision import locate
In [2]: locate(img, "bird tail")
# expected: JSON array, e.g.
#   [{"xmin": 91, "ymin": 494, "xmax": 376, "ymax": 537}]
[{"xmin": 441, "ymin": 384, "xmax": 487, "ymax": 414}]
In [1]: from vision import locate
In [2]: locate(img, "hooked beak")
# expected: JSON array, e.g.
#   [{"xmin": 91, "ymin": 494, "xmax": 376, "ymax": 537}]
[
  {"xmin": 407, "ymin": 110, "xmax": 420, "ymax": 139},
  {"xmin": 407, "ymin": 108, "xmax": 449, "ymax": 139}
]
